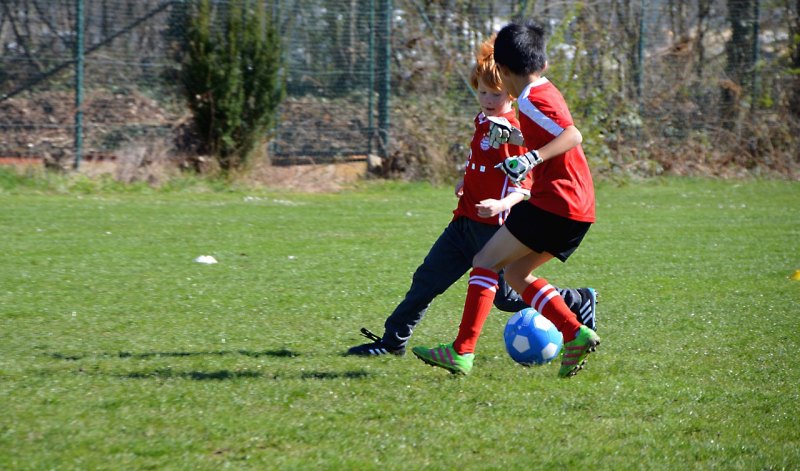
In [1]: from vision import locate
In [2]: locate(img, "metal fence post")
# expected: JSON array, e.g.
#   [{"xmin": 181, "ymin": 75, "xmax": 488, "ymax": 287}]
[
  {"xmin": 368, "ymin": 0, "xmax": 375, "ymax": 156},
  {"xmin": 751, "ymin": 0, "xmax": 761, "ymax": 110},
  {"xmin": 636, "ymin": 0, "xmax": 645, "ymax": 102},
  {"xmin": 73, "ymin": 0, "xmax": 85, "ymax": 170},
  {"xmin": 378, "ymin": 0, "xmax": 391, "ymax": 159}
]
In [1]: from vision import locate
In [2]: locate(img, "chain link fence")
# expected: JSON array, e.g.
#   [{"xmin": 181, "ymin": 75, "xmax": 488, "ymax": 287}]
[{"xmin": 1, "ymin": 0, "xmax": 797, "ymax": 178}]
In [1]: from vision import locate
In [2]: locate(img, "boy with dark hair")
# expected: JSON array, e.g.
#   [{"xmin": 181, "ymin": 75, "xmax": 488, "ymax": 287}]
[
  {"xmin": 412, "ymin": 21, "xmax": 601, "ymax": 378},
  {"xmin": 347, "ymin": 34, "xmax": 596, "ymax": 357}
]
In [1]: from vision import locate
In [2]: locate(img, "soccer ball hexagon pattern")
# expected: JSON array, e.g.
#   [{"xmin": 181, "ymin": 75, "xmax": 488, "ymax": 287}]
[{"xmin": 503, "ymin": 308, "xmax": 563, "ymax": 366}]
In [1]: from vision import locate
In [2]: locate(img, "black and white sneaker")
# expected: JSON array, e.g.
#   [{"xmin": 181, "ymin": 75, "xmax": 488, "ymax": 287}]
[
  {"xmin": 346, "ymin": 328, "xmax": 406, "ymax": 356},
  {"xmin": 577, "ymin": 288, "xmax": 598, "ymax": 332}
]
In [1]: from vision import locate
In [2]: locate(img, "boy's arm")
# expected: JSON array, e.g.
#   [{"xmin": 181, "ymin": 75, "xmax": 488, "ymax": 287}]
[
  {"xmin": 475, "ymin": 191, "xmax": 526, "ymax": 218},
  {"xmin": 536, "ymin": 125, "xmax": 582, "ymax": 160},
  {"xmin": 495, "ymin": 126, "xmax": 582, "ymax": 183}
]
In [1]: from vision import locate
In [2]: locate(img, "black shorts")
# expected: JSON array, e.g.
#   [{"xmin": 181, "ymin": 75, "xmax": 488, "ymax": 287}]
[{"xmin": 504, "ymin": 203, "xmax": 592, "ymax": 262}]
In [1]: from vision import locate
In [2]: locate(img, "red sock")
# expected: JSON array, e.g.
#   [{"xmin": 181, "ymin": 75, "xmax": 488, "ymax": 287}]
[
  {"xmin": 522, "ymin": 278, "xmax": 582, "ymax": 342},
  {"xmin": 453, "ymin": 268, "xmax": 498, "ymax": 354}
]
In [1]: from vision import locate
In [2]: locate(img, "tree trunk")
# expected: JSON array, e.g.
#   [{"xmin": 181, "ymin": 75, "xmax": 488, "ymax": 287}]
[
  {"xmin": 791, "ymin": 0, "xmax": 800, "ymax": 117},
  {"xmin": 695, "ymin": 0, "xmax": 711, "ymax": 78},
  {"xmin": 721, "ymin": 0, "xmax": 755, "ymax": 129}
]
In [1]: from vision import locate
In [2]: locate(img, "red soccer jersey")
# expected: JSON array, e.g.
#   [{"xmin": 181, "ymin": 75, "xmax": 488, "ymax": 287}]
[
  {"xmin": 453, "ymin": 110, "xmax": 532, "ymax": 225},
  {"xmin": 517, "ymin": 78, "xmax": 595, "ymax": 222}
]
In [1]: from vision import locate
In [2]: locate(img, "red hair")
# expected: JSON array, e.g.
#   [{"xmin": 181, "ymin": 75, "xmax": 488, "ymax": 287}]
[{"xmin": 469, "ymin": 34, "xmax": 503, "ymax": 91}]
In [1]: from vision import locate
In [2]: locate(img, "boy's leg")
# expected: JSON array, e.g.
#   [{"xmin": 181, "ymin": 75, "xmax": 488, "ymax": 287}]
[
  {"xmin": 554, "ymin": 287, "xmax": 597, "ymax": 332},
  {"xmin": 575, "ymin": 287, "xmax": 598, "ymax": 331},
  {"xmin": 452, "ymin": 267, "xmax": 499, "ymax": 354},
  {"xmin": 382, "ymin": 221, "xmax": 473, "ymax": 347},
  {"xmin": 468, "ymin": 220, "xmax": 594, "ymax": 326},
  {"xmin": 347, "ymin": 220, "xmax": 472, "ymax": 355},
  {"xmin": 493, "ymin": 281, "xmax": 596, "ymax": 331},
  {"xmin": 521, "ymin": 278, "xmax": 600, "ymax": 377},
  {"xmin": 522, "ymin": 279, "xmax": 582, "ymax": 341},
  {"xmin": 412, "ymin": 267, "xmax": 497, "ymax": 374},
  {"xmin": 492, "ymin": 273, "xmax": 529, "ymax": 312},
  {"xmin": 501, "ymin": 204, "xmax": 600, "ymax": 376},
  {"xmin": 414, "ymin": 226, "xmax": 533, "ymax": 364}
]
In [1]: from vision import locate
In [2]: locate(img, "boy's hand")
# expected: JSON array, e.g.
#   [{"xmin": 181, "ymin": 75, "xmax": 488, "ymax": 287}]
[
  {"xmin": 454, "ymin": 179, "xmax": 464, "ymax": 197},
  {"xmin": 495, "ymin": 150, "xmax": 542, "ymax": 184},
  {"xmin": 476, "ymin": 199, "xmax": 505, "ymax": 218},
  {"xmin": 486, "ymin": 116, "xmax": 525, "ymax": 148}
]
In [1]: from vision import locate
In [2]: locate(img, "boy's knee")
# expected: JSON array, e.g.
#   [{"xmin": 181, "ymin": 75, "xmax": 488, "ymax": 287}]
[{"xmin": 472, "ymin": 254, "xmax": 501, "ymax": 273}]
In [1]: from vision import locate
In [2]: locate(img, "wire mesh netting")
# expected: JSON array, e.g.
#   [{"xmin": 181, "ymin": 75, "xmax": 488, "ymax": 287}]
[{"xmin": 1, "ymin": 0, "xmax": 797, "ymax": 176}]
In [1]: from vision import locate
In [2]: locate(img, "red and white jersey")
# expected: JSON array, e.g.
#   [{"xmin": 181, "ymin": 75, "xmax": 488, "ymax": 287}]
[
  {"xmin": 453, "ymin": 110, "xmax": 532, "ymax": 226},
  {"xmin": 517, "ymin": 78, "xmax": 595, "ymax": 223}
]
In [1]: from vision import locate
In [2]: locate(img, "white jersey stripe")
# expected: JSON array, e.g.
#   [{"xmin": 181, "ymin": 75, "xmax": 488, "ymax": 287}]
[
  {"xmin": 518, "ymin": 80, "xmax": 564, "ymax": 137},
  {"xmin": 499, "ymin": 178, "xmax": 510, "ymax": 225}
]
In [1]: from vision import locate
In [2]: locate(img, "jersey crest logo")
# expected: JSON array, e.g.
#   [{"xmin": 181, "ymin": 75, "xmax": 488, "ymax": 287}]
[{"xmin": 480, "ymin": 135, "xmax": 491, "ymax": 151}]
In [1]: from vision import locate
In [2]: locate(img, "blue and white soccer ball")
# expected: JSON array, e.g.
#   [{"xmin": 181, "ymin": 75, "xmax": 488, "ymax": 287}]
[{"xmin": 503, "ymin": 308, "xmax": 563, "ymax": 366}]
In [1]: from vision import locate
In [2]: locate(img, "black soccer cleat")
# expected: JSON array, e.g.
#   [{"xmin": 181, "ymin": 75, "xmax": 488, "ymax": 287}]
[
  {"xmin": 577, "ymin": 288, "xmax": 598, "ymax": 332},
  {"xmin": 346, "ymin": 328, "xmax": 406, "ymax": 356}
]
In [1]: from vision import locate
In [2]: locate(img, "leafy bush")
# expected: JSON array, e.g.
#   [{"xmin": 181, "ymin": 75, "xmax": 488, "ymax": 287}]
[{"xmin": 181, "ymin": 0, "xmax": 283, "ymax": 171}]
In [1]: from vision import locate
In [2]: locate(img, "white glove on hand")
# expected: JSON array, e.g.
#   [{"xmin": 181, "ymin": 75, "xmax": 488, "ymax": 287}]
[
  {"xmin": 494, "ymin": 150, "xmax": 543, "ymax": 184},
  {"xmin": 486, "ymin": 116, "xmax": 525, "ymax": 149}
]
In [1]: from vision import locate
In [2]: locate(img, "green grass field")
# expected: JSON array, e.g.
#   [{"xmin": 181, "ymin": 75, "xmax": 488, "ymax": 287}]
[{"xmin": 1, "ymin": 176, "xmax": 798, "ymax": 470}]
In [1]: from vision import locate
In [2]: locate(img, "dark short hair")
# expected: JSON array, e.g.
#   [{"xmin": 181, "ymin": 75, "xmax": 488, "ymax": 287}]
[{"xmin": 493, "ymin": 21, "xmax": 547, "ymax": 75}]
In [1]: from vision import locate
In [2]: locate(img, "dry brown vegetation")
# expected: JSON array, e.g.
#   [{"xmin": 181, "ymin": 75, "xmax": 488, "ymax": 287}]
[{"xmin": 1, "ymin": 1, "xmax": 798, "ymax": 188}]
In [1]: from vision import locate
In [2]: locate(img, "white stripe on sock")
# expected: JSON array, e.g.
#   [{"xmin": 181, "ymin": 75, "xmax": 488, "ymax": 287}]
[
  {"xmin": 470, "ymin": 279, "xmax": 498, "ymax": 291},
  {"xmin": 470, "ymin": 275, "xmax": 498, "ymax": 286},
  {"xmin": 534, "ymin": 290, "xmax": 558, "ymax": 313},
  {"xmin": 530, "ymin": 283, "xmax": 555, "ymax": 310}
]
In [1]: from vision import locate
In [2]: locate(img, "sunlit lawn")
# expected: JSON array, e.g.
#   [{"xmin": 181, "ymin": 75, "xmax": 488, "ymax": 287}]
[{"xmin": 1, "ymin": 177, "xmax": 798, "ymax": 469}]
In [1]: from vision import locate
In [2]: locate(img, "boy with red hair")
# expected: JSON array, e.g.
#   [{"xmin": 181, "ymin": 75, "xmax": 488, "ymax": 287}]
[
  {"xmin": 347, "ymin": 34, "xmax": 596, "ymax": 358},
  {"xmin": 413, "ymin": 21, "xmax": 600, "ymax": 378}
]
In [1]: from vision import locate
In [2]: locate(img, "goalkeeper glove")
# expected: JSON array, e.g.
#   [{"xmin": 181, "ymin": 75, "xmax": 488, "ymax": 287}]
[
  {"xmin": 494, "ymin": 150, "xmax": 542, "ymax": 184},
  {"xmin": 486, "ymin": 116, "xmax": 525, "ymax": 149}
]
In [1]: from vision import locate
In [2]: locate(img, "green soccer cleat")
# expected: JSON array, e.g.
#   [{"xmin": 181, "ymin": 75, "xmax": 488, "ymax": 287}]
[
  {"xmin": 558, "ymin": 326, "xmax": 601, "ymax": 378},
  {"xmin": 412, "ymin": 343, "xmax": 474, "ymax": 375}
]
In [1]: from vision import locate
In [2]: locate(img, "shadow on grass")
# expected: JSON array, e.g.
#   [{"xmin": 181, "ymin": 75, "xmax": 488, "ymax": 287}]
[
  {"xmin": 120, "ymin": 369, "xmax": 370, "ymax": 381},
  {"xmin": 45, "ymin": 349, "xmax": 372, "ymax": 381},
  {"xmin": 46, "ymin": 349, "xmax": 298, "ymax": 361},
  {"xmin": 124, "ymin": 369, "xmax": 266, "ymax": 380},
  {"xmin": 300, "ymin": 371, "xmax": 370, "ymax": 380}
]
